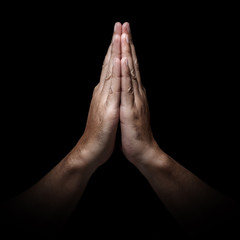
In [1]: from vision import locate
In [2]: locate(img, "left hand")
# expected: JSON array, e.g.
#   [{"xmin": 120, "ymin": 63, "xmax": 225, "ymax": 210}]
[{"xmin": 73, "ymin": 23, "xmax": 122, "ymax": 169}]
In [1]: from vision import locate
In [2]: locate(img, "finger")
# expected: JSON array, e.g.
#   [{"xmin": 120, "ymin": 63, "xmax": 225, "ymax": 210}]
[
  {"xmin": 121, "ymin": 33, "xmax": 138, "ymax": 83},
  {"xmin": 110, "ymin": 22, "xmax": 121, "ymax": 62},
  {"xmin": 111, "ymin": 31, "xmax": 121, "ymax": 60},
  {"xmin": 113, "ymin": 22, "xmax": 122, "ymax": 36},
  {"xmin": 121, "ymin": 32, "xmax": 134, "ymax": 72},
  {"xmin": 106, "ymin": 23, "xmax": 121, "ymax": 81},
  {"xmin": 121, "ymin": 57, "xmax": 134, "ymax": 107},
  {"xmin": 107, "ymin": 58, "xmax": 121, "ymax": 108},
  {"xmin": 100, "ymin": 22, "xmax": 121, "ymax": 91},
  {"xmin": 100, "ymin": 23, "xmax": 121, "ymax": 84},
  {"xmin": 122, "ymin": 22, "xmax": 135, "ymax": 60},
  {"xmin": 102, "ymin": 33, "xmax": 121, "ymax": 96},
  {"xmin": 122, "ymin": 22, "xmax": 141, "ymax": 85},
  {"xmin": 108, "ymin": 22, "xmax": 121, "ymax": 78}
]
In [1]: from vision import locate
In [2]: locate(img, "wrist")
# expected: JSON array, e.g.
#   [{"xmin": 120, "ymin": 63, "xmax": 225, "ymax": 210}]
[
  {"xmin": 63, "ymin": 145, "xmax": 99, "ymax": 177},
  {"xmin": 134, "ymin": 141, "xmax": 172, "ymax": 173}
]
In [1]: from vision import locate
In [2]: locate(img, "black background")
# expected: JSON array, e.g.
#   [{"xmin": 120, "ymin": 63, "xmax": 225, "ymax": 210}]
[{"xmin": 1, "ymin": 3, "xmax": 239, "ymax": 239}]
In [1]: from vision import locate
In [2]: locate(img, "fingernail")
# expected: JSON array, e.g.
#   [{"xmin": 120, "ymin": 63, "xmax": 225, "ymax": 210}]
[
  {"xmin": 124, "ymin": 58, "xmax": 128, "ymax": 65},
  {"xmin": 114, "ymin": 23, "xmax": 117, "ymax": 32}
]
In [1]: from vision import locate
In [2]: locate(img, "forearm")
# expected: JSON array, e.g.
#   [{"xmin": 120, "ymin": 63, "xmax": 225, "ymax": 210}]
[
  {"xmin": 3, "ymin": 22, "xmax": 122, "ymax": 235},
  {"xmin": 135, "ymin": 143, "xmax": 236, "ymax": 234},
  {"xmin": 4, "ymin": 143, "xmax": 97, "ymax": 233}
]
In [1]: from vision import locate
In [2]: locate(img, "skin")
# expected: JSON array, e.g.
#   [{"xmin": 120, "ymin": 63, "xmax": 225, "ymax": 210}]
[
  {"xmin": 3, "ymin": 22, "xmax": 122, "ymax": 236},
  {"xmin": 74, "ymin": 22, "xmax": 122, "ymax": 168},
  {"xmin": 120, "ymin": 23, "xmax": 163, "ymax": 165},
  {"xmin": 3, "ymin": 22, "xmax": 237, "ymax": 238},
  {"xmin": 120, "ymin": 22, "xmax": 237, "ymax": 236}
]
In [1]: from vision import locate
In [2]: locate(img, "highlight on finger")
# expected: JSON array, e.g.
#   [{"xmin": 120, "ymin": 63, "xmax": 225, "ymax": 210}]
[{"xmin": 121, "ymin": 57, "xmax": 134, "ymax": 107}]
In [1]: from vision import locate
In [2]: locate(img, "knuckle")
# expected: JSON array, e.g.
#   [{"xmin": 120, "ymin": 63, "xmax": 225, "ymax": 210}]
[
  {"xmin": 123, "ymin": 70, "xmax": 131, "ymax": 78},
  {"xmin": 105, "ymin": 69, "xmax": 112, "ymax": 80},
  {"xmin": 109, "ymin": 87, "xmax": 113, "ymax": 94},
  {"xmin": 124, "ymin": 48, "xmax": 131, "ymax": 56},
  {"xmin": 94, "ymin": 84, "xmax": 99, "ymax": 91},
  {"xmin": 121, "ymin": 57, "xmax": 127, "ymax": 64},
  {"xmin": 134, "ymin": 59, "xmax": 140, "ymax": 69},
  {"xmin": 113, "ymin": 34, "xmax": 120, "ymax": 43},
  {"xmin": 102, "ymin": 60, "xmax": 107, "ymax": 69},
  {"xmin": 130, "ymin": 68, "xmax": 137, "ymax": 80},
  {"xmin": 93, "ymin": 84, "xmax": 100, "ymax": 95},
  {"xmin": 127, "ymin": 86, "xmax": 134, "ymax": 95},
  {"xmin": 102, "ymin": 55, "xmax": 110, "ymax": 69}
]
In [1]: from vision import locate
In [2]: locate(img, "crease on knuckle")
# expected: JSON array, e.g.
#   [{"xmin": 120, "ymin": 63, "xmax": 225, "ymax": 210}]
[
  {"xmin": 130, "ymin": 68, "xmax": 137, "ymax": 81},
  {"xmin": 134, "ymin": 59, "xmax": 139, "ymax": 69},
  {"xmin": 127, "ymin": 86, "xmax": 134, "ymax": 95},
  {"xmin": 105, "ymin": 69, "xmax": 112, "ymax": 80}
]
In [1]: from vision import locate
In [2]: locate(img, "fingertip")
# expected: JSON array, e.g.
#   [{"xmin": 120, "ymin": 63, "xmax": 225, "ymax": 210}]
[
  {"xmin": 122, "ymin": 22, "xmax": 130, "ymax": 33},
  {"xmin": 114, "ymin": 22, "xmax": 122, "ymax": 34}
]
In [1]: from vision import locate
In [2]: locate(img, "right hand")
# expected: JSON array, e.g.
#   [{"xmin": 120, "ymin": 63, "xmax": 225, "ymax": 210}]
[{"xmin": 120, "ymin": 23, "xmax": 160, "ymax": 165}]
